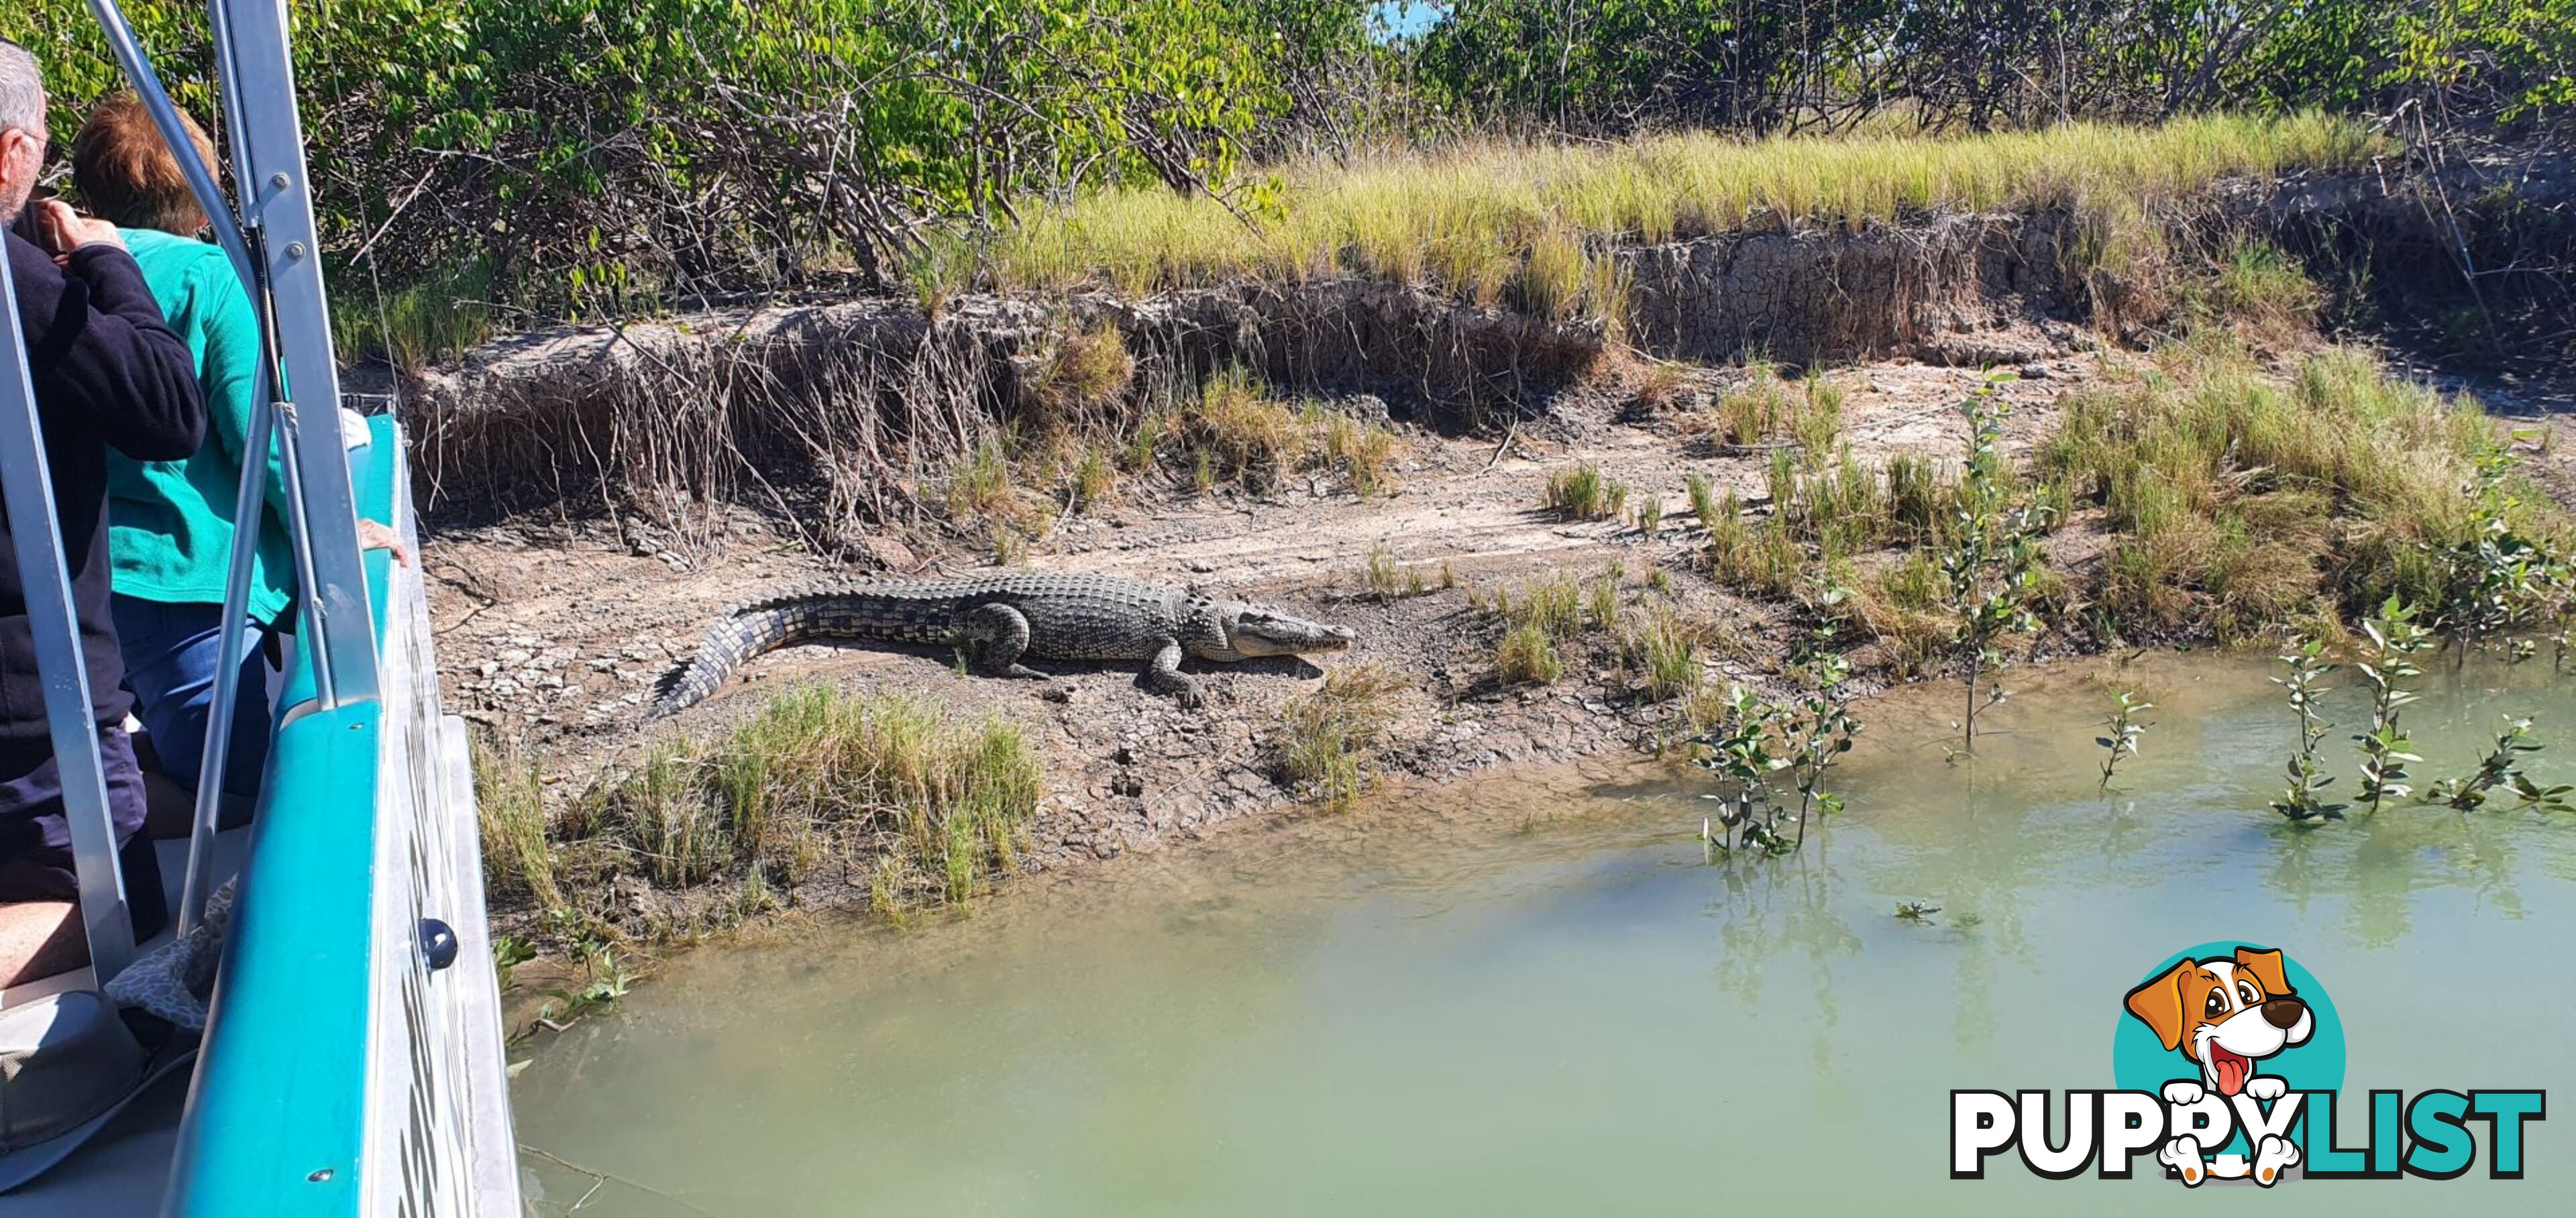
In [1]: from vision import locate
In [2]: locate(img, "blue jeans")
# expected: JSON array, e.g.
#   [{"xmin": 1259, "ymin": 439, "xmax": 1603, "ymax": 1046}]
[{"xmin": 109, "ymin": 595, "xmax": 279, "ymax": 804}]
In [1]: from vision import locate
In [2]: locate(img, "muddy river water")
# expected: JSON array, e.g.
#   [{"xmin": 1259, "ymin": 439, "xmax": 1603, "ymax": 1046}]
[{"xmin": 513, "ymin": 652, "xmax": 2575, "ymax": 1215}]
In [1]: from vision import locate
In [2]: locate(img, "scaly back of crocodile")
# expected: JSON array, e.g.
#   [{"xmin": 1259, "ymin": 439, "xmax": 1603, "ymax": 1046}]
[{"xmin": 649, "ymin": 573, "xmax": 1189, "ymax": 718}]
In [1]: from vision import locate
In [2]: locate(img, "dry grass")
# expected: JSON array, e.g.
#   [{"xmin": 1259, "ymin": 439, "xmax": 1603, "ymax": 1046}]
[
  {"xmin": 1156, "ymin": 370, "xmax": 1410, "ymax": 498},
  {"xmin": 2180, "ymin": 239, "xmax": 2325, "ymax": 346},
  {"xmin": 1501, "ymin": 573, "xmax": 1586, "ymax": 637},
  {"xmin": 1792, "ymin": 377, "xmax": 1847, "ymax": 453},
  {"xmin": 1362, "ymin": 541, "xmax": 1438, "ymax": 601},
  {"xmin": 1030, "ymin": 321, "xmax": 1136, "ymax": 427},
  {"xmin": 1625, "ymin": 608, "xmax": 1705, "ymax": 702},
  {"xmin": 1853, "ymin": 553, "xmax": 1954, "ymax": 677},
  {"xmin": 962, "ymin": 114, "xmax": 2377, "ymax": 321},
  {"xmin": 1705, "ymin": 368, "xmax": 1795, "ymax": 445},
  {"xmin": 1276, "ymin": 665, "xmax": 1407, "ymax": 806},
  {"xmin": 1884, "ymin": 451, "xmax": 1953, "ymax": 545}
]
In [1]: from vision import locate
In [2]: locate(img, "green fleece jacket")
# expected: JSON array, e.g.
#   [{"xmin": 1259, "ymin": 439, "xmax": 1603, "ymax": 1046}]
[{"xmin": 105, "ymin": 227, "xmax": 293, "ymax": 625}]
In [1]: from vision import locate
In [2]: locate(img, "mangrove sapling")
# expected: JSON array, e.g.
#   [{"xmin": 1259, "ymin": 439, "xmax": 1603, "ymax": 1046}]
[
  {"xmin": 537, "ymin": 947, "xmax": 640, "ymax": 1030},
  {"xmin": 2269, "ymin": 639, "xmax": 2347, "ymax": 824},
  {"xmin": 2096, "ymin": 690, "xmax": 2152, "ymax": 792},
  {"xmin": 1941, "ymin": 375, "xmax": 2051, "ymax": 754},
  {"xmin": 1693, "ymin": 683, "xmax": 1792, "ymax": 855},
  {"xmin": 1783, "ymin": 587, "xmax": 1863, "ymax": 847},
  {"xmin": 2353, "ymin": 597, "xmax": 2432, "ymax": 815},
  {"xmin": 2424, "ymin": 718, "xmax": 2567, "ymax": 812},
  {"xmin": 2508, "ymin": 772, "xmax": 2576, "ymax": 815},
  {"xmin": 2434, "ymin": 448, "xmax": 2553, "ymax": 667},
  {"xmin": 492, "ymin": 936, "xmax": 537, "ymax": 993}
]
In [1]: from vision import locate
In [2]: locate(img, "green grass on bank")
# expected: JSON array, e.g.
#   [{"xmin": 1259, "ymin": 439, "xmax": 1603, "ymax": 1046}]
[
  {"xmin": 961, "ymin": 113, "xmax": 2378, "ymax": 309},
  {"xmin": 2040, "ymin": 337, "xmax": 2563, "ymax": 637},
  {"xmin": 487, "ymin": 685, "xmax": 1042, "ymax": 938}
]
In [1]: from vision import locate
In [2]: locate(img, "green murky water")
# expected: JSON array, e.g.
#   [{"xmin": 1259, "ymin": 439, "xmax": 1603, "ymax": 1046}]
[{"xmin": 511, "ymin": 653, "xmax": 2576, "ymax": 1215}]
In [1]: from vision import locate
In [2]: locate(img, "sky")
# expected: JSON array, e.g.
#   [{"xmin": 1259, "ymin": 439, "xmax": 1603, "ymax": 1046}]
[{"xmin": 1374, "ymin": 1, "xmax": 1448, "ymax": 40}]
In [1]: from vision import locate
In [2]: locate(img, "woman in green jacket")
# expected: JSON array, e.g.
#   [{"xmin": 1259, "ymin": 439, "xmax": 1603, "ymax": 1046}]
[{"xmin": 74, "ymin": 93, "xmax": 396, "ymax": 816}]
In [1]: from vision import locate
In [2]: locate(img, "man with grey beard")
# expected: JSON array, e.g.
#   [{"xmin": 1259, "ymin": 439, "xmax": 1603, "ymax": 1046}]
[{"xmin": 0, "ymin": 37, "xmax": 205, "ymax": 985}]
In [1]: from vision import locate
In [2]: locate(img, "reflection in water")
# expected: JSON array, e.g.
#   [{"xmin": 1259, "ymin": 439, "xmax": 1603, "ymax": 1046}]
[{"xmin": 513, "ymin": 653, "xmax": 2575, "ymax": 1216}]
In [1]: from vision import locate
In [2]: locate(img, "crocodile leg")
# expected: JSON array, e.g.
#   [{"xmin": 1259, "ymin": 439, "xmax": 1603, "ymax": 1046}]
[
  {"xmin": 958, "ymin": 603, "xmax": 1047, "ymax": 679},
  {"xmin": 1141, "ymin": 638, "xmax": 1202, "ymax": 707}
]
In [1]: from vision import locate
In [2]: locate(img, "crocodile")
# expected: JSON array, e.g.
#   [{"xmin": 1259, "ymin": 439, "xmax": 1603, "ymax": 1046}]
[{"xmin": 649, "ymin": 572, "xmax": 1354, "ymax": 718}]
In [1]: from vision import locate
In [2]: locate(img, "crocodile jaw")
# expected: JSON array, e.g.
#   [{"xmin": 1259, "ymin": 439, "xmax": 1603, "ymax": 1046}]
[{"xmin": 1219, "ymin": 603, "xmax": 1354, "ymax": 658}]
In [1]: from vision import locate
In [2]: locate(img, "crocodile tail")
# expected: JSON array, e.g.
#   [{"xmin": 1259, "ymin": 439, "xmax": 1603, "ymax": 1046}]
[
  {"xmin": 646, "ymin": 583, "xmax": 950, "ymax": 719},
  {"xmin": 648, "ymin": 610, "xmax": 782, "ymax": 720}
]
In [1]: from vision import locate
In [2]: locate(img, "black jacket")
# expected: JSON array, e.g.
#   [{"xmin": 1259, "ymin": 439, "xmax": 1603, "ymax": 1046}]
[{"xmin": 1, "ymin": 231, "xmax": 209, "ymax": 741}]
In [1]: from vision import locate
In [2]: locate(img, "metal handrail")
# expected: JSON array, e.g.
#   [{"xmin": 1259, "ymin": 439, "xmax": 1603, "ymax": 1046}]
[{"xmin": 0, "ymin": 241, "xmax": 136, "ymax": 983}]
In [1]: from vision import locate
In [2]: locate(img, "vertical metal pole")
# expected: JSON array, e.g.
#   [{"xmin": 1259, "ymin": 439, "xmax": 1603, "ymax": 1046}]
[
  {"xmin": 177, "ymin": 390, "xmax": 275, "ymax": 936},
  {"xmin": 0, "ymin": 249, "xmax": 136, "ymax": 982},
  {"xmin": 209, "ymin": 0, "xmax": 379, "ymax": 708}
]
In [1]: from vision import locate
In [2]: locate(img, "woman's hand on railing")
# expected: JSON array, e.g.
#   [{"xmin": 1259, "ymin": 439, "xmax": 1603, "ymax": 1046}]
[{"xmin": 356, "ymin": 518, "xmax": 410, "ymax": 568}]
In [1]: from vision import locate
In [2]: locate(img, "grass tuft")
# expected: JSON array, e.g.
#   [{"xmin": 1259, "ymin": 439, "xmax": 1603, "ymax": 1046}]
[
  {"xmin": 1277, "ymin": 665, "xmax": 1407, "ymax": 806},
  {"xmin": 474, "ymin": 732, "xmax": 559, "ymax": 911},
  {"xmin": 1543, "ymin": 463, "xmax": 1629, "ymax": 520},
  {"xmin": 1625, "ymin": 609, "xmax": 1705, "ymax": 702},
  {"xmin": 1495, "ymin": 622, "xmax": 1565, "ymax": 685},
  {"xmin": 2038, "ymin": 342, "xmax": 2555, "ymax": 634},
  {"xmin": 967, "ymin": 114, "xmax": 2377, "ymax": 333},
  {"xmin": 1705, "ymin": 368, "xmax": 1794, "ymax": 446},
  {"xmin": 1030, "ymin": 321, "xmax": 1136, "ymax": 427}
]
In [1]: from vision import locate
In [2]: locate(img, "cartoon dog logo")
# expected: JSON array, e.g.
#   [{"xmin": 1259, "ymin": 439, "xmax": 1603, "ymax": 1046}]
[{"xmin": 2123, "ymin": 946, "xmax": 2314, "ymax": 1184}]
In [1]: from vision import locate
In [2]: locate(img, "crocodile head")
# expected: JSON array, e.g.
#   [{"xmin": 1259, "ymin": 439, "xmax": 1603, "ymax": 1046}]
[{"xmin": 1210, "ymin": 601, "xmax": 1354, "ymax": 659}]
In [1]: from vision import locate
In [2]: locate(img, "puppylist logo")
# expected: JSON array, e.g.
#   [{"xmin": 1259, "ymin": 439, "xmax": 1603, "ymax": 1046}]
[{"xmin": 1951, "ymin": 942, "xmax": 2546, "ymax": 1186}]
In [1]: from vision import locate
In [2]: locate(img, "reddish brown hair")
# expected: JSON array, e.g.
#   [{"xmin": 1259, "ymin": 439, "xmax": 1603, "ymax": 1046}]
[{"xmin": 72, "ymin": 91, "xmax": 217, "ymax": 235}]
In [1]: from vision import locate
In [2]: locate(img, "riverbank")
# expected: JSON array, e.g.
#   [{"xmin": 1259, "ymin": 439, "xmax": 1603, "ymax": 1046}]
[
  {"xmin": 437, "ymin": 340, "xmax": 2572, "ymax": 976},
  {"xmin": 418, "ymin": 123, "xmax": 2576, "ymax": 1001}
]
